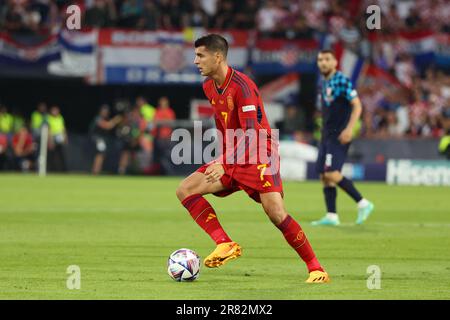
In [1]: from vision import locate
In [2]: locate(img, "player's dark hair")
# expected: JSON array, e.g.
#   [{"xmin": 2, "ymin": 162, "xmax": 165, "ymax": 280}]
[
  {"xmin": 318, "ymin": 49, "xmax": 336, "ymax": 57},
  {"xmin": 194, "ymin": 34, "xmax": 228, "ymax": 58}
]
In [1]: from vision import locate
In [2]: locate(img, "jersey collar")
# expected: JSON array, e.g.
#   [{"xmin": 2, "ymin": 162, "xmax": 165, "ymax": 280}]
[
  {"xmin": 214, "ymin": 67, "xmax": 234, "ymax": 95},
  {"xmin": 325, "ymin": 70, "xmax": 340, "ymax": 83}
]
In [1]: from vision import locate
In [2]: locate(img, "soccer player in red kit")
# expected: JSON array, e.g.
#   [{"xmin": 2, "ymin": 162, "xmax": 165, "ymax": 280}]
[{"xmin": 176, "ymin": 34, "xmax": 329, "ymax": 283}]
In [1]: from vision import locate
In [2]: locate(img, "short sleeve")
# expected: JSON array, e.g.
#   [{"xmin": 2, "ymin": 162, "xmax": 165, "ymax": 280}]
[
  {"xmin": 342, "ymin": 77, "xmax": 358, "ymax": 102},
  {"xmin": 235, "ymin": 84, "xmax": 259, "ymax": 129}
]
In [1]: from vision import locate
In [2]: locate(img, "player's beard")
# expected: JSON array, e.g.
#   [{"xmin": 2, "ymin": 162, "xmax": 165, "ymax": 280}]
[
  {"xmin": 320, "ymin": 69, "xmax": 330, "ymax": 77},
  {"xmin": 320, "ymin": 67, "xmax": 335, "ymax": 78}
]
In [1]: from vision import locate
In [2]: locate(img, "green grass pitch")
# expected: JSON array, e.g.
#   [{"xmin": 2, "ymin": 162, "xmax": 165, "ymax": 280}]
[{"xmin": 0, "ymin": 174, "xmax": 449, "ymax": 299}]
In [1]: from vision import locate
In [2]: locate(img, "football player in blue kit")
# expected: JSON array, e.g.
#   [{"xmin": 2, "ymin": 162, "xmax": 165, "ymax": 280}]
[{"xmin": 312, "ymin": 50, "xmax": 374, "ymax": 226}]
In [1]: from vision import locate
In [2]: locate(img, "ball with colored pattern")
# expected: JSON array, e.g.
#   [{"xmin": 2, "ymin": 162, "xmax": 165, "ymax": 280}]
[{"xmin": 167, "ymin": 248, "xmax": 200, "ymax": 282}]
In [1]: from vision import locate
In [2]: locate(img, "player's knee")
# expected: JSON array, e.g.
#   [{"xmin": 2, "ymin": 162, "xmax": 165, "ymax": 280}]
[
  {"xmin": 176, "ymin": 182, "xmax": 192, "ymax": 202},
  {"xmin": 324, "ymin": 171, "xmax": 341, "ymax": 183},
  {"xmin": 263, "ymin": 202, "xmax": 287, "ymax": 225}
]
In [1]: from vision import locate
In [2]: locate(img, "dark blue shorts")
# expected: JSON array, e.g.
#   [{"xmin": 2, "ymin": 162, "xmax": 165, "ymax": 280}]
[{"xmin": 316, "ymin": 138, "xmax": 350, "ymax": 174}]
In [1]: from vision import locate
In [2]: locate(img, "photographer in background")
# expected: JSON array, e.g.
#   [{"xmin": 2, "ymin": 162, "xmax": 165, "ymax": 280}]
[
  {"xmin": 90, "ymin": 104, "xmax": 122, "ymax": 175},
  {"xmin": 116, "ymin": 106, "xmax": 146, "ymax": 175}
]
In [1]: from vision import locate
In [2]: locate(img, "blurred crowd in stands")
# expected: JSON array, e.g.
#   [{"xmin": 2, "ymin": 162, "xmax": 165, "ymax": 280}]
[
  {"xmin": 356, "ymin": 68, "xmax": 450, "ymax": 139},
  {"xmin": 0, "ymin": 0, "xmax": 449, "ymax": 144},
  {"xmin": 1, "ymin": 0, "xmax": 448, "ymax": 35},
  {"xmin": 0, "ymin": 96, "xmax": 176, "ymax": 173}
]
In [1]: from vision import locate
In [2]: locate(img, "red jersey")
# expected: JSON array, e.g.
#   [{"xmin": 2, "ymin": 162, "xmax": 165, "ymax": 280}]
[
  {"xmin": 152, "ymin": 106, "xmax": 176, "ymax": 139},
  {"xmin": 202, "ymin": 67, "xmax": 276, "ymax": 166},
  {"xmin": 12, "ymin": 131, "xmax": 33, "ymax": 150}
]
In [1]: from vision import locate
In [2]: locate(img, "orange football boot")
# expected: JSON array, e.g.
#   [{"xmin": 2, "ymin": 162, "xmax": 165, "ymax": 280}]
[{"xmin": 204, "ymin": 242, "xmax": 242, "ymax": 268}]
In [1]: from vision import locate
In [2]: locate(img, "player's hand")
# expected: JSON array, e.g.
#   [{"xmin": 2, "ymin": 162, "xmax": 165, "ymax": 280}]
[
  {"xmin": 339, "ymin": 128, "xmax": 353, "ymax": 144},
  {"xmin": 205, "ymin": 163, "xmax": 225, "ymax": 183}
]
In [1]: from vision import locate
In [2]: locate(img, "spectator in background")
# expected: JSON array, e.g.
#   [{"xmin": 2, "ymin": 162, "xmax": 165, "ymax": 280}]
[
  {"xmin": 199, "ymin": 0, "xmax": 217, "ymax": 17},
  {"xmin": 438, "ymin": 98, "xmax": 450, "ymax": 159},
  {"xmin": 408, "ymin": 88, "xmax": 431, "ymax": 137},
  {"xmin": 136, "ymin": 95, "xmax": 155, "ymax": 158},
  {"xmin": 1, "ymin": 1, "xmax": 22, "ymax": 33},
  {"xmin": 1, "ymin": 0, "xmax": 42, "ymax": 34},
  {"xmin": 29, "ymin": 0, "xmax": 57, "ymax": 33},
  {"xmin": 47, "ymin": 105, "xmax": 67, "ymax": 172},
  {"xmin": 0, "ymin": 129, "xmax": 7, "ymax": 170},
  {"xmin": 211, "ymin": 0, "xmax": 235, "ymax": 30},
  {"xmin": 31, "ymin": 101, "xmax": 48, "ymax": 139},
  {"xmin": 90, "ymin": 104, "xmax": 122, "ymax": 175},
  {"xmin": 0, "ymin": 105, "xmax": 13, "ymax": 138},
  {"xmin": 84, "ymin": 0, "xmax": 116, "ymax": 28},
  {"xmin": 118, "ymin": 0, "xmax": 142, "ymax": 28},
  {"xmin": 152, "ymin": 96, "xmax": 175, "ymax": 140},
  {"xmin": 12, "ymin": 124, "xmax": 35, "ymax": 171},
  {"xmin": 183, "ymin": 0, "xmax": 208, "ymax": 29},
  {"xmin": 338, "ymin": 17, "xmax": 361, "ymax": 53},
  {"xmin": 395, "ymin": 53, "xmax": 416, "ymax": 89},
  {"xmin": 158, "ymin": 0, "xmax": 172, "ymax": 29},
  {"xmin": 404, "ymin": 6, "xmax": 423, "ymax": 31},
  {"xmin": 136, "ymin": 96, "xmax": 155, "ymax": 126},
  {"xmin": 325, "ymin": 4, "xmax": 346, "ymax": 36},
  {"xmin": 290, "ymin": 15, "xmax": 316, "ymax": 39},
  {"xmin": 159, "ymin": 0, "xmax": 186, "ymax": 30},
  {"xmin": 0, "ymin": 104, "xmax": 12, "ymax": 169},
  {"xmin": 136, "ymin": 0, "xmax": 160, "ymax": 30},
  {"xmin": 11, "ymin": 108, "xmax": 25, "ymax": 133},
  {"xmin": 257, "ymin": 0, "xmax": 286, "ymax": 36},
  {"xmin": 299, "ymin": 0, "xmax": 327, "ymax": 32},
  {"xmin": 117, "ymin": 106, "xmax": 145, "ymax": 175},
  {"xmin": 148, "ymin": 96, "xmax": 176, "ymax": 175},
  {"xmin": 234, "ymin": 0, "xmax": 258, "ymax": 30},
  {"xmin": 384, "ymin": 3, "xmax": 404, "ymax": 33}
]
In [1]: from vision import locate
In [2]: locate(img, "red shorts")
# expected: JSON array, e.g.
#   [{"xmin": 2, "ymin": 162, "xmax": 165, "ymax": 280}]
[{"xmin": 197, "ymin": 162, "xmax": 283, "ymax": 203}]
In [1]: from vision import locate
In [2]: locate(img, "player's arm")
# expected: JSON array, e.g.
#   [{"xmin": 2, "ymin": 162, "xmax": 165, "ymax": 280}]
[
  {"xmin": 233, "ymin": 85, "xmax": 261, "ymax": 164},
  {"xmin": 98, "ymin": 116, "xmax": 122, "ymax": 130},
  {"xmin": 339, "ymin": 83, "xmax": 362, "ymax": 144},
  {"xmin": 202, "ymin": 81, "xmax": 226, "ymax": 183},
  {"xmin": 236, "ymin": 83, "xmax": 259, "ymax": 131}
]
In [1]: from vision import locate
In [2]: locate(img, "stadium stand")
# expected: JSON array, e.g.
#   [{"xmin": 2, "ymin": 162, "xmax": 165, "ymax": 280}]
[{"xmin": 0, "ymin": 0, "xmax": 449, "ymax": 175}]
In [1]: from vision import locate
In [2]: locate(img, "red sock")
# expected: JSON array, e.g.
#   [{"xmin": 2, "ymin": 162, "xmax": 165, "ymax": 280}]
[
  {"xmin": 277, "ymin": 215, "xmax": 324, "ymax": 273},
  {"xmin": 181, "ymin": 194, "xmax": 232, "ymax": 245}
]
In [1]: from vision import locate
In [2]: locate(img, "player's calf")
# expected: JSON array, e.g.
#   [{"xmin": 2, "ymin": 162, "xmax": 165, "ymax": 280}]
[{"xmin": 260, "ymin": 193, "xmax": 327, "ymax": 278}]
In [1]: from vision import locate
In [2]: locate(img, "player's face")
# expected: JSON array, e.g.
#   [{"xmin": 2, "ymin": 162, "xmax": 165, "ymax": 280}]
[
  {"xmin": 317, "ymin": 53, "xmax": 337, "ymax": 76},
  {"xmin": 194, "ymin": 46, "xmax": 220, "ymax": 77}
]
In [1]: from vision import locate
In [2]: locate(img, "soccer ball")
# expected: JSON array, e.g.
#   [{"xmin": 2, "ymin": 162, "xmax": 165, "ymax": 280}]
[{"xmin": 167, "ymin": 248, "xmax": 200, "ymax": 282}]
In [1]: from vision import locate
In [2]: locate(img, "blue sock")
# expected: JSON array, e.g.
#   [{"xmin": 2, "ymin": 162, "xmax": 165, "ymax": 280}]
[
  {"xmin": 323, "ymin": 187, "xmax": 337, "ymax": 214},
  {"xmin": 337, "ymin": 177, "xmax": 363, "ymax": 203}
]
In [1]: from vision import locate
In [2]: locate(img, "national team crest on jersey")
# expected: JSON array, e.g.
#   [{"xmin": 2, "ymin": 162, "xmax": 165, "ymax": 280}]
[
  {"xmin": 227, "ymin": 95, "xmax": 234, "ymax": 111},
  {"xmin": 325, "ymin": 86, "xmax": 333, "ymax": 104}
]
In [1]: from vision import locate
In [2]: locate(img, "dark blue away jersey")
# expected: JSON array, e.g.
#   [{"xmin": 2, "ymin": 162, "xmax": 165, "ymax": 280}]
[{"xmin": 319, "ymin": 71, "xmax": 358, "ymax": 139}]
